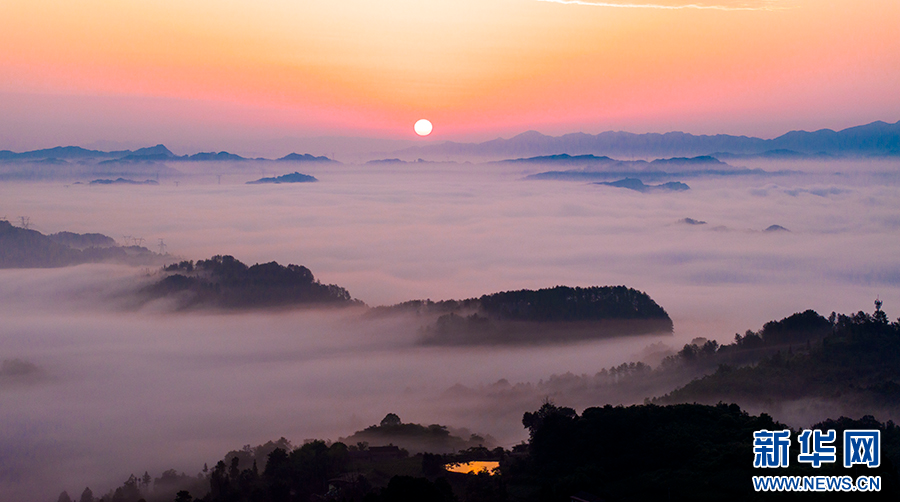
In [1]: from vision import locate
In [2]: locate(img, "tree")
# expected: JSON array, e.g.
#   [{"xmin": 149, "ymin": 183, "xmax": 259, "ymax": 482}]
[
  {"xmin": 57, "ymin": 491, "xmax": 72, "ymax": 502},
  {"xmin": 875, "ymin": 298, "xmax": 889, "ymax": 325},
  {"xmin": 381, "ymin": 413, "xmax": 401, "ymax": 427},
  {"xmin": 521, "ymin": 401, "xmax": 576, "ymax": 439},
  {"xmin": 79, "ymin": 487, "xmax": 94, "ymax": 502},
  {"xmin": 174, "ymin": 491, "xmax": 193, "ymax": 502}
]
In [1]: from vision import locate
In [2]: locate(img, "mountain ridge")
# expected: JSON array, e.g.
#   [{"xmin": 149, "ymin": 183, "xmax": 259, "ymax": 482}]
[
  {"xmin": 394, "ymin": 120, "xmax": 900, "ymax": 159},
  {"xmin": 2, "ymin": 119, "xmax": 898, "ymax": 162},
  {"xmin": 0, "ymin": 144, "xmax": 339, "ymax": 164}
]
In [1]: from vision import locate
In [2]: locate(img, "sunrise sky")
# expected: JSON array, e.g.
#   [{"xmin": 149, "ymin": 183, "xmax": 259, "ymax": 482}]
[{"xmin": 1, "ymin": 0, "xmax": 898, "ymax": 150}]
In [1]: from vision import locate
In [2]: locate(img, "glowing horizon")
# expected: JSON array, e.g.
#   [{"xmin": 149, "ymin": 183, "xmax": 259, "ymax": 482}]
[{"xmin": 1, "ymin": 0, "xmax": 898, "ymax": 149}]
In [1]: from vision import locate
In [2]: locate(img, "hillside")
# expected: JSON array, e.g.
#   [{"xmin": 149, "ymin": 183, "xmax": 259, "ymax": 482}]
[
  {"xmin": 340, "ymin": 414, "xmax": 493, "ymax": 455},
  {"xmin": 246, "ymin": 172, "xmax": 318, "ymax": 184},
  {"xmin": 512, "ymin": 402, "xmax": 900, "ymax": 500},
  {"xmin": 0, "ymin": 220, "xmax": 164, "ymax": 268},
  {"xmin": 373, "ymin": 286, "xmax": 673, "ymax": 345},
  {"xmin": 657, "ymin": 305, "xmax": 900, "ymax": 417},
  {"xmin": 141, "ymin": 255, "xmax": 362, "ymax": 310}
]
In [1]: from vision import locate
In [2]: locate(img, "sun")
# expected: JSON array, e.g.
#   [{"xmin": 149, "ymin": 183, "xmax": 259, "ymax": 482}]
[{"xmin": 414, "ymin": 119, "xmax": 433, "ymax": 137}]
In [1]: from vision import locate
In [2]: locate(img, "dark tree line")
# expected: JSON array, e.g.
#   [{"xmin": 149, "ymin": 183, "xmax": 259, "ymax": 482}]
[
  {"xmin": 478, "ymin": 286, "xmax": 671, "ymax": 323},
  {"xmin": 342, "ymin": 414, "xmax": 494, "ymax": 455},
  {"xmin": 373, "ymin": 286, "xmax": 671, "ymax": 325},
  {"xmin": 0, "ymin": 220, "xmax": 160, "ymax": 268},
  {"xmin": 658, "ymin": 303, "xmax": 900, "ymax": 408},
  {"xmin": 77, "ymin": 401, "xmax": 899, "ymax": 502},
  {"xmin": 395, "ymin": 286, "xmax": 674, "ymax": 345},
  {"xmin": 509, "ymin": 402, "xmax": 900, "ymax": 501},
  {"xmin": 143, "ymin": 255, "xmax": 362, "ymax": 309}
]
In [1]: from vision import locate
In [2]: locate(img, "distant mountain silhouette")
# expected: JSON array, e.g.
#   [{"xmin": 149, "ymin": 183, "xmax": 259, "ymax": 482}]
[
  {"xmin": 247, "ymin": 172, "xmax": 318, "ymax": 184},
  {"xmin": 277, "ymin": 153, "xmax": 335, "ymax": 162},
  {"xmin": 0, "ymin": 220, "xmax": 165, "ymax": 268},
  {"xmin": 3, "ymin": 119, "xmax": 898, "ymax": 164},
  {"xmin": 507, "ymin": 154, "xmax": 727, "ymax": 172},
  {"xmin": 0, "ymin": 144, "xmax": 335, "ymax": 165},
  {"xmin": 96, "ymin": 144, "xmax": 177, "ymax": 163},
  {"xmin": 595, "ymin": 178, "xmax": 690, "ymax": 193},
  {"xmin": 649, "ymin": 155, "xmax": 724, "ymax": 166},
  {"xmin": 187, "ymin": 151, "xmax": 246, "ymax": 161},
  {"xmin": 396, "ymin": 120, "xmax": 900, "ymax": 159},
  {"xmin": 711, "ymin": 149, "xmax": 834, "ymax": 160},
  {"xmin": 0, "ymin": 146, "xmax": 118, "ymax": 160},
  {"xmin": 129, "ymin": 144, "xmax": 177, "ymax": 158},
  {"xmin": 499, "ymin": 153, "xmax": 617, "ymax": 165},
  {"xmin": 523, "ymin": 154, "xmax": 779, "ymax": 182},
  {"xmin": 499, "ymin": 153, "xmax": 723, "ymax": 167},
  {"xmin": 89, "ymin": 178, "xmax": 159, "ymax": 185},
  {"xmin": 365, "ymin": 158, "xmax": 407, "ymax": 164}
]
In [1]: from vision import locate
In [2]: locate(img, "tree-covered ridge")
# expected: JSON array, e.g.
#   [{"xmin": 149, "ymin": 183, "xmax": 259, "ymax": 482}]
[
  {"xmin": 64, "ymin": 402, "xmax": 900, "ymax": 502},
  {"xmin": 511, "ymin": 402, "xmax": 900, "ymax": 501},
  {"xmin": 0, "ymin": 219, "xmax": 164, "ymax": 268},
  {"xmin": 657, "ymin": 304, "xmax": 900, "ymax": 411},
  {"xmin": 47, "ymin": 231, "xmax": 117, "ymax": 250},
  {"xmin": 478, "ymin": 286, "xmax": 669, "ymax": 322},
  {"xmin": 371, "ymin": 286, "xmax": 673, "ymax": 345},
  {"xmin": 340, "ymin": 414, "xmax": 494, "ymax": 455},
  {"xmin": 438, "ymin": 286, "xmax": 672, "ymax": 344},
  {"xmin": 246, "ymin": 172, "xmax": 318, "ymax": 184},
  {"xmin": 67, "ymin": 432, "xmax": 497, "ymax": 502},
  {"xmin": 142, "ymin": 255, "xmax": 362, "ymax": 310},
  {"xmin": 375, "ymin": 286, "xmax": 670, "ymax": 322},
  {"xmin": 436, "ymin": 308, "xmax": 880, "ymax": 425},
  {"xmin": 660, "ymin": 309, "xmax": 833, "ymax": 369}
]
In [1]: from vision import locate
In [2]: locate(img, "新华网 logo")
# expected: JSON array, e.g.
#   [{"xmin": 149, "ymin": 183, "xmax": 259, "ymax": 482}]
[{"xmin": 752, "ymin": 429, "xmax": 880, "ymax": 469}]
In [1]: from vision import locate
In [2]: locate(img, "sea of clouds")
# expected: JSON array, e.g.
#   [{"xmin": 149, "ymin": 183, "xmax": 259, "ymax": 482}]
[{"xmin": 1, "ymin": 158, "xmax": 898, "ymax": 500}]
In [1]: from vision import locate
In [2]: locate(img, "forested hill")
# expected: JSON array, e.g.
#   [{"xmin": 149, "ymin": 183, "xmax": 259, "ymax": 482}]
[
  {"xmin": 0, "ymin": 220, "xmax": 164, "ymax": 268},
  {"xmin": 64, "ymin": 402, "xmax": 900, "ymax": 502},
  {"xmin": 515, "ymin": 402, "xmax": 900, "ymax": 500},
  {"xmin": 340, "ymin": 413, "xmax": 493, "ymax": 455},
  {"xmin": 141, "ymin": 255, "xmax": 362, "ymax": 310},
  {"xmin": 373, "ymin": 286, "xmax": 673, "ymax": 345},
  {"xmin": 478, "ymin": 286, "xmax": 670, "ymax": 322},
  {"xmin": 375, "ymin": 285, "xmax": 670, "ymax": 322},
  {"xmin": 657, "ymin": 305, "xmax": 900, "ymax": 416}
]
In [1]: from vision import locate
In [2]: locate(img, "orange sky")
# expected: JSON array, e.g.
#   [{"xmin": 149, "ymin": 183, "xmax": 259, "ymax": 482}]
[{"xmin": 1, "ymin": 0, "xmax": 899, "ymax": 149}]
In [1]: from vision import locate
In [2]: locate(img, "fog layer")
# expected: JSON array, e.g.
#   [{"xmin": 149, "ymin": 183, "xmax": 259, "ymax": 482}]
[{"xmin": 1, "ymin": 159, "xmax": 899, "ymax": 500}]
